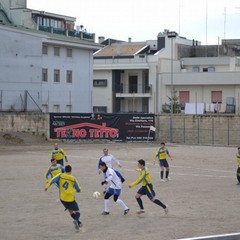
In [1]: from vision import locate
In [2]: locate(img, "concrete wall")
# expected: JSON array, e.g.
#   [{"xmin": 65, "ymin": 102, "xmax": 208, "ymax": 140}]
[
  {"xmin": 0, "ymin": 27, "xmax": 43, "ymax": 111},
  {"xmin": 156, "ymin": 114, "xmax": 240, "ymax": 146},
  {"xmin": 0, "ymin": 112, "xmax": 48, "ymax": 137},
  {"xmin": 1, "ymin": 112, "xmax": 240, "ymax": 146}
]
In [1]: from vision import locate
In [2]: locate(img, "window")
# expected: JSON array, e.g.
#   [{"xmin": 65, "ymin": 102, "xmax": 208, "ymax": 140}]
[
  {"xmin": 66, "ymin": 105, "xmax": 72, "ymax": 113},
  {"xmin": 203, "ymin": 67, "xmax": 215, "ymax": 72},
  {"xmin": 66, "ymin": 70, "xmax": 72, "ymax": 83},
  {"xmin": 54, "ymin": 47, "xmax": 60, "ymax": 56},
  {"xmin": 54, "ymin": 69, "xmax": 60, "ymax": 83},
  {"xmin": 192, "ymin": 67, "xmax": 199, "ymax": 72},
  {"xmin": 53, "ymin": 104, "xmax": 60, "ymax": 112},
  {"xmin": 93, "ymin": 106, "xmax": 107, "ymax": 113},
  {"xmin": 208, "ymin": 67, "xmax": 215, "ymax": 72},
  {"xmin": 129, "ymin": 76, "xmax": 138, "ymax": 93},
  {"xmin": 211, "ymin": 91, "xmax": 222, "ymax": 103},
  {"xmin": 42, "ymin": 45, "xmax": 48, "ymax": 55},
  {"xmin": 42, "ymin": 68, "xmax": 48, "ymax": 82},
  {"xmin": 93, "ymin": 79, "xmax": 107, "ymax": 87},
  {"xmin": 179, "ymin": 91, "xmax": 190, "ymax": 109},
  {"xmin": 236, "ymin": 57, "xmax": 240, "ymax": 66},
  {"xmin": 67, "ymin": 48, "xmax": 72, "ymax": 57}
]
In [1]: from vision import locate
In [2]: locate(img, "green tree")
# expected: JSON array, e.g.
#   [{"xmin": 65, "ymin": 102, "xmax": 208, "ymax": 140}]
[{"xmin": 162, "ymin": 89, "xmax": 181, "ymax": 113}]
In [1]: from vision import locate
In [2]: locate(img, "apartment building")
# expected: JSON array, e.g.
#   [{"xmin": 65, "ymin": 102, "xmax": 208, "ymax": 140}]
[
  {"xmin": 93, "ymin": 31, "xmax": 240, "ymax": 114},
  {"xmin": 0, "ymin": 0, "xmax": 100, "ymax": 112}
]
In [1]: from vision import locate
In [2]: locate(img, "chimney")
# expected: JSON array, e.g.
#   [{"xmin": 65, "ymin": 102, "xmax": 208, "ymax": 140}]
[{"xmin": 98, "ymin": 36, "xmax": 105, "ymax": 44}]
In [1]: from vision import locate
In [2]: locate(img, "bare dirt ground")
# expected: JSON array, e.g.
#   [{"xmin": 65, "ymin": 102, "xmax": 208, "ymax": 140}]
[{"xmin": 0, "ymin": 134, "xmax": 239, "ymax": 240}]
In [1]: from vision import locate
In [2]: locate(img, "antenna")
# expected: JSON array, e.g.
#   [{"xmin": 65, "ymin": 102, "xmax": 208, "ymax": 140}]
[
  {"xmin": 205, "ymin": 0, "xmax": 208, "ymax": 45},
  {"xmin": 223, "ymin": 7, "xmax": 226, "ymax": 39},
  {"xmin": 178, "ymin": 0, "xmax": 181, "ymax": 35}
]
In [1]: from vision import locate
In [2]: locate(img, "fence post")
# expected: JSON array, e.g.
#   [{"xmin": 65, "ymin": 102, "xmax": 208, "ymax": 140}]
[
  {"xmin": 212, "ymin": 117, "xmax": 214, "ymax": 145},
  {"xmin": 228, "ymin": 118, "xmax": 230, "ymax": 146},
  {"xmin": 183, "ymin": 117, "xmax": 185, "ymax": 144}
]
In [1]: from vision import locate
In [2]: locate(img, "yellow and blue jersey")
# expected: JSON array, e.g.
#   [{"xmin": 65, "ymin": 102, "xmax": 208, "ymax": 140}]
[
  {"xmin": 237, "ymin": 153, "xmax": 240, "ymax": 167},
  {"xmin": 45, "ymin": 173, "xmax": 81, "ymax": 202},
  {"xmin": 154, "ymin": 147, "xmax": 169, "ymax": 161},
  {"xmin": 44, "ymin": 164, "xmax": 64, "ymax": 182},
  {"xmin": 129, "ymin": 167, "xmax": 152, "ymax": 187},
  {"xmin": 51, "ymin": 148, "xmax": 67, "ymax": 161}
]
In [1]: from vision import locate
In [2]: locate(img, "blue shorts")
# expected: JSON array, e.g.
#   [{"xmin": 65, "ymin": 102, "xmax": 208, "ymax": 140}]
[
  {"xmin": 159, "ymin": 159, "xmax": 169, "ymax": 168},
  {"xmin": 107, "ymin": 187, "xmax": 121, "ymax": 196},
  {"xmin": 61, "ymin": 200, "xmax": 79, "ymax": 211},
  {"xmin": 137, "ymin": 184, "xmax": 156, "ymax": 200},
  {"xmin": 56, "ymin": 159, "xmax": 64, "ymax": 166}
]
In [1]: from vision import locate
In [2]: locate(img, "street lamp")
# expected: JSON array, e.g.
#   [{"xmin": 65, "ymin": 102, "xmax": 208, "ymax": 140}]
[{"xmin": 167, "ymin": 31, "xmax": 178, "ymax": 143}]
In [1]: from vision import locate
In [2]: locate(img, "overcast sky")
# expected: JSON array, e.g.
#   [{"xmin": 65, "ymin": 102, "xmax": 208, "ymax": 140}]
[{"xmin": 28, "ymin": 0, "xmax": 240, "ymax": 45}]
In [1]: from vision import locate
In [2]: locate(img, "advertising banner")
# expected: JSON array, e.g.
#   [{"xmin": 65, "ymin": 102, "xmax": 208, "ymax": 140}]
[{"xmin": 49, "ymin": 113, "xmax": 155, "ymax": 142}]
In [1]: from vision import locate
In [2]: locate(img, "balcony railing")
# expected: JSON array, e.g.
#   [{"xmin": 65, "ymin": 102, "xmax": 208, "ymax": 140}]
[
  {"xmin": 38, "ymin": 26, "xmax": 95, "ymax": 41},
  {"xmin": 115, "ymin": 84, "xmax": 152, "ymax": 94}
]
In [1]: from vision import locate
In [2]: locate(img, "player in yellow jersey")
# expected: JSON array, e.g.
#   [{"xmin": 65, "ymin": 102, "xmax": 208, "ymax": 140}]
[
  {"xmin": 45, "ymin": 165, "xmax": 82, "ymax": 231},
  {"xmin": 154, "ymin": 142, "xmax": 172, "ymax": 182},
  {"xmin": 236, "ymin": 147, "xmax": 240, "ymax": 185},
  {"xmin": 51, "ymin": 143, "xmax": 68, "ymax": 166},
  {"xmin": 129, "ymin": 159, "xmax": 168, "ymax": 215},
  {"xmin": 44, "ymin": 158, "xmax": 64, "ymax": 187}
]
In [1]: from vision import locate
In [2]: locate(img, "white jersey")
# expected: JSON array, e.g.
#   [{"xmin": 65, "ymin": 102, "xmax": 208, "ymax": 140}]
[
  {"xmin": 98, "ymin": 154, "xmax": 120, "ymax": 169},
  {"xmin": 104, "ymin": 167, "xmax": 121, "ymax": 189}
]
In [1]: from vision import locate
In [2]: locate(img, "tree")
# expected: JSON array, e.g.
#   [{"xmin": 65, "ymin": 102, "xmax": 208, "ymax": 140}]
[{"xmin": 162, "ymin": 89, "xmax": 181, "ymax": 113}]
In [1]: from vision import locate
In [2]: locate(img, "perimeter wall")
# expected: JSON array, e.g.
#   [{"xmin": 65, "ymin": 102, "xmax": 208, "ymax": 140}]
[{"xmin": 0, "ymin": 112, "xmax": 239, "ymax": 146}]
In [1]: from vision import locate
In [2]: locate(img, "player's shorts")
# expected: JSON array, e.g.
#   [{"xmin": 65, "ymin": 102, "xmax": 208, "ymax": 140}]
[
  {"xmin": 159, "ymin": 159, "xmax": 169, "ymax": 168},
  {"xmin": 107, "ymin": 187, "xmax": 121, "ymax": 196},
  {"xmin": 137, "ymin": 184, "xmax": 156, "ymax": 200},
  {"xmin": 56, "ymin": 159, "xmax": 64, "ymax": 166},
  {"xmin": 61, "ymin": 200, "xmax": 79, "ymax": 211}
]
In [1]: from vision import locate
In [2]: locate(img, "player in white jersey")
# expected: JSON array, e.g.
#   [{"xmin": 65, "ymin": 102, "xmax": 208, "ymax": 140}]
[
  {"xmin": 98, "ymin": 148, "xmax": 125, "ymax": 183},
  {"xmin": 99, "ymin": 162, "xmax": 129, "ymax": 215}
]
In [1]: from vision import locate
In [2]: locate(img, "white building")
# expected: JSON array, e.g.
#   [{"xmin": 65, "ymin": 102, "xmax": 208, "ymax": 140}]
[
  {"xmin": 93, "ymin": 31, "xmax": 240, "ymax": 114},
  {"xmin": 0, "ymin": 0, "xmax": 100, "ymax": 112}
]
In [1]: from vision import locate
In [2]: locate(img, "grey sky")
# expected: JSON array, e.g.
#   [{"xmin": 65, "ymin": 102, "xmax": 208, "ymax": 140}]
[{"xmin": 28, "ymin": 0, "xmax": 240, "ymax": 44}]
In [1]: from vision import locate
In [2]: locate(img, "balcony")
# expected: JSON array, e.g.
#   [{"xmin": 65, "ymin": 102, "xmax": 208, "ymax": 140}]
[
  {"xmin": 38, "ymin": 26, "xmax": 95, "ymax": 41},
  {"xmin": 115, "ymin": 84, "xmax": 152, "ymax": 98}
]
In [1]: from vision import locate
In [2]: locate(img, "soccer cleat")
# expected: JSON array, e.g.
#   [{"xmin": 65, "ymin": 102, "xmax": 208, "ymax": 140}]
[
  {"xmin": 101, "ymin": 211, "xmax": 110, "ymax": 215},
  {"xmin": 160, "ymin": 179, "xmax": 165, "ymax": 182},
  {"xmin": 124, "ymin": 209, "xmax": 130, "ymax": 215},
  {"xmin": 78, "ymin": 221, "xmax": 83, "ymax": 228},
  {"xmin": 73, "ymin": 220, "xmax": 79, "ymax": 231},
  {"xmin": 164, "ymin": 205, "xmax": 169, "ymax": 215},
  {"xmin": 136, "ymin": 210, "xmax": 145, "ymax": 214},
  {"xmin": 165, "ymin": 177, "xmax": 171, "ymax": 181},
  {"xmin": 236, "ymin": 182, "xmax": 240, "ymax": 185}
]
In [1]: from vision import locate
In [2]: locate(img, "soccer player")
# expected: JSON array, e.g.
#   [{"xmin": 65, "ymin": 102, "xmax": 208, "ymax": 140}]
[
  {"xmin": 154, "ymin": 142, "xmax": 172, "ymax": 182},
  {"xmin": 44, "ymin": 158, "xmax": 64, "ymax": 186},
  {"xmin": 236, "ymin": 147, "xmax": 240, "ymax": 185},
  {"xmin": 51, "ymin": 143, "xmax": 68, "ymax": 166},
  {"xmin": 99, "ymin": 161, "xmax": 129, "ymax": 215},
  {"xmin": 44, "ymin": 165, "xmax": 82, "ymax": 231},
  {"xmin": 129, "ymin": 159, "xmax": 168, "ymax": 215},
  {"xmin": 98, "ymin": 148, "xmax": 125, "ymax": 183}
]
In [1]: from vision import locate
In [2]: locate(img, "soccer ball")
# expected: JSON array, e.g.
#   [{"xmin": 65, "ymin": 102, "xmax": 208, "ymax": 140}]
[{"xmin": 92, "ymin": 191, "xmax": 101, "ymax": 199}]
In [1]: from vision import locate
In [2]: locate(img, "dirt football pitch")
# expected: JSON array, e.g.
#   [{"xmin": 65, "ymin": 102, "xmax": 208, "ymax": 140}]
[{"xmin": 1, "ymin": 141, "xmax": 240, "ymax": 240}]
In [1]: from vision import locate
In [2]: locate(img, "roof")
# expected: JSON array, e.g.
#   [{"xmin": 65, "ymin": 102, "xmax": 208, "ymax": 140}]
[
  {"xmin": 94, "ymin": 42, "xmax": 149, "ymax": 58},
  {"xmin": 30, "ymin": 9, "xmax": 76, "ymax": 22}
]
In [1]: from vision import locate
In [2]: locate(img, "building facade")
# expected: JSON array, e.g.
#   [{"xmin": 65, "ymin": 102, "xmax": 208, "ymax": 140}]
[
  {"xmin": 0, "ymin": 0, "xmax": 100, "ymax": 112},
  {"xmin": 93, "ymin": 31, "xmax": 240, "ymax": 114}
]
